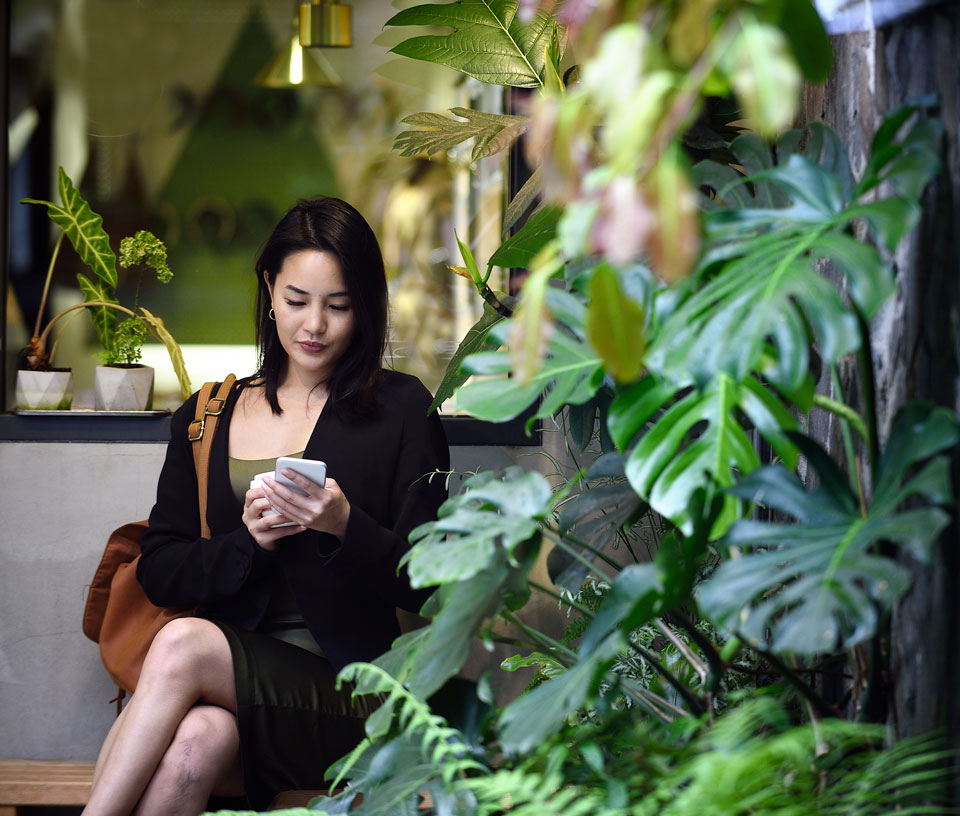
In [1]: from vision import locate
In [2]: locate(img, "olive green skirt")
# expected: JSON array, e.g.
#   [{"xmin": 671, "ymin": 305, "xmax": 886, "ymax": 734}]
[{"xmin": 214, "ymin": 622, "xmax": 379, "ymax": 810}]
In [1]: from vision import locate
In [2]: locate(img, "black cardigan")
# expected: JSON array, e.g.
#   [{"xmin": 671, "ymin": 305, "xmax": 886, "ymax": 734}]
[{"xmin": 137, "ymin": 369, "xmax": 449, "ymax": 671}]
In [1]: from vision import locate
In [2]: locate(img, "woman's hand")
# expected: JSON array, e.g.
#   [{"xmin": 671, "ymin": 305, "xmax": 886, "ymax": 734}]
[
  {"xmin": 261, "ymin": 469, "xmax": 351, "ymax": 540},
  {"xmin": 242, "ymin": 486, "xmax": 306, "ymax": 551}
]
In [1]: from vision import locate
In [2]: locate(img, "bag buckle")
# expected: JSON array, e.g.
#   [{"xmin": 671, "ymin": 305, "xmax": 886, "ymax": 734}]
[
  {"xmin": 205, "ymin": 396, "xmax": 226, "ymax": 417},
  {"xmin": 188, "ymin": 418, "xmax": 205, "ymax": 441}
]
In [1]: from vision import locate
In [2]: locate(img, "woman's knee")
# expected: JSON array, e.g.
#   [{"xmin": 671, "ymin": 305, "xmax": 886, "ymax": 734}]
[
  {"xmin": 141, "ymin": 618, "xmax": 227, "ymax": 685},
  {"xmin": 155, "ymin": 706, "xmax": 239, "ymax": 787}
]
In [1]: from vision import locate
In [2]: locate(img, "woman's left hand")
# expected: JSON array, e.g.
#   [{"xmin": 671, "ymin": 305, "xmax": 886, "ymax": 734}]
[{"xmin": 261, "ymin": 470, "xmax": 351, "ymax": 540}]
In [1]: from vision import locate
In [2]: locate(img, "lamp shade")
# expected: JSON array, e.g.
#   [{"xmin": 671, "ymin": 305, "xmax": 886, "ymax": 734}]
[{"xmin": 254, "ymin": 31, "xmax": 341, "ymax": 87}]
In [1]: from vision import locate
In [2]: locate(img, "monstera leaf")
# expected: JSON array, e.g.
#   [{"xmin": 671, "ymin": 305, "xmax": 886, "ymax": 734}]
[
  {"xmin": 385, "ymin": 0, "xmax": 564, "ymax": 88},
  {"xmin": 610, "ymin": 372, "xmax": 799, "ymax": 538},
  {"xmin": 394, "ymin": 107, "xmax": 527, "ymax": 161},
  {"xmin": 698, "ymin": 403, "xmax": 959, "ymax": 655},
  {"xmin": 406, "ymin": 468, "xmax": 552, "ymax": 586},
  {"xmin": 456, "ymin": 288, "xmax": 604, "ymax": 424},
  {"xmin": 552, "ymin": 453, "xmax": 649, "ymax": 592},
  {"xmin": 670, "ymin": 112, "xmax": 941, "ymax": 399}
]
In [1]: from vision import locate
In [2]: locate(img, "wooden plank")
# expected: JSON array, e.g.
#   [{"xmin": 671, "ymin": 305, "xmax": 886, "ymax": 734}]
[{"xmin": 0, "ymin": 760, "xmax": 95, "ymax": 806}]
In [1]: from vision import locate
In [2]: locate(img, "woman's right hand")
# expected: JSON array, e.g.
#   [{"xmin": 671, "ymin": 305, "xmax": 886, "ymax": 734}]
[{"xmin": 242, "ymin": 486, "xmax": 305, "ymax": 551}]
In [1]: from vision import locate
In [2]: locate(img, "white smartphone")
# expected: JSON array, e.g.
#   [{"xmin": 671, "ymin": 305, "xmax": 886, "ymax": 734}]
[{"xmin": 275, "ymin": 456, "xmax": 327, "ymax": 494}]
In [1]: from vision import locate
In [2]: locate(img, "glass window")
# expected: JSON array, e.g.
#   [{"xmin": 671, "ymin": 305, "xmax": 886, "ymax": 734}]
[{"xmin": 5, "ymin": 0, "xmax": 508, "ymax": 414}]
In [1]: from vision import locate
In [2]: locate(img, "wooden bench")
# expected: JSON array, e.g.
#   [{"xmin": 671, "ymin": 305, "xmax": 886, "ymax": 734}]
[
  {"xmin": 0, "ymin": 760, "xmax": 328, "ymax": 814},
  {"xmin": 0, "ymin": 760, "xmax": 95, "ymax": 816}
]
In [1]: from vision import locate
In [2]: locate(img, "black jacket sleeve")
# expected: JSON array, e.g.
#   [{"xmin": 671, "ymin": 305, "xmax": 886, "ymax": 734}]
[
  {"xmin": 137, "ymin": 391, "xmax": 276, "ymax": 608},
  {"xmin": 322, "ymin": 383, "xmax": 449, "ymax": 611}
]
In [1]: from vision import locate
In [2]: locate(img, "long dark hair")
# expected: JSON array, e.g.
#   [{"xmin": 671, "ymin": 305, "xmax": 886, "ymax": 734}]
[{"xmin": 249, "ymin": 197, "xmax": 387, "ymax": 417}]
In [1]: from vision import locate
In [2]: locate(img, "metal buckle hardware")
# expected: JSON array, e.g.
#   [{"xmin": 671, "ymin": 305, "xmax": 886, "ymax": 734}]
[
  {"xmin": 187, "ymin": 418, "xmax": 205, "ymax": 442},
  {"xmin": 205, "ymin": 396, "xmax": 226, "ymax": 416}
]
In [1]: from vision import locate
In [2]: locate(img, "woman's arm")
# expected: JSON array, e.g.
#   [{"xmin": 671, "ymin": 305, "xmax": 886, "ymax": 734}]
[{"xmin": 136, "ymin": 393, "xmax": 277, "ymax": 608}]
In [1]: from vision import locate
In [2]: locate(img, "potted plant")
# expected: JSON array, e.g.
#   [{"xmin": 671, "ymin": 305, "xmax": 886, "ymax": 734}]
[
  {"xmin": 18, "ymin": 167, "xmax": 191, "ymax": 411},
  {"xmin": 14, "ymin": 230, "xmax": 74, "ymax": 410}
]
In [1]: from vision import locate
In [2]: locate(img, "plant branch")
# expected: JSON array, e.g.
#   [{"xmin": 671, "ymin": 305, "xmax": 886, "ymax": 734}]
[
  {"xmin": 500, "ymin": 610, "xmax": 579, "ymax": 664},
  {"xmin": 529, "ymin": 579, "xmax": 706, "ymax": 716},
  {"xmin": 474, "ymin": 275, "xmax": 513, "ymax": 318},
  {"xmin": 541, "ymin": 525, "xmax": 624, "ymax": 575},
  {"xmin": 758, "ymin": 648, "xmax": 842, "ymax": 719}
]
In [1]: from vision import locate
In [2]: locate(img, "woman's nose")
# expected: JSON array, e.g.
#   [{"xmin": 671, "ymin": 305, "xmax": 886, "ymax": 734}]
[{"xmin": 305, "ymin": 306, "xmax": 325, "ymax": 334}]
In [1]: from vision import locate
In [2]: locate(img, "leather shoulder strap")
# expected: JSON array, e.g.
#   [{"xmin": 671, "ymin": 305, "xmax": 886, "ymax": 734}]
[{"xmin": 187, "ymin": 374, "xmax": 237, "ymax": 538}]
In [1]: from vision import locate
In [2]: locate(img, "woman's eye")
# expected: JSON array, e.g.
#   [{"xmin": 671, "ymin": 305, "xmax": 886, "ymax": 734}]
[
  {"xmin": 330, "ymin": 304, "xmax": 351, "ymax": 312},
  {"xmin": 284, "ymin": 299, "xmax": 305, "ymax": 307}
]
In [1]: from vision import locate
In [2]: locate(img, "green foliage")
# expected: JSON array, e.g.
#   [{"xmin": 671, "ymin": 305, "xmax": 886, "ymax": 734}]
[
  {"xmin": 21, "ymin": 168, "xmax": 191, "ymax": 396},
  {"xmin": 384, "ymin": 0, "xmax": 565, "ymax": 88},
  {"xmin": 101, "ymin": 318, "xmax": 147, "ymax": 366},
  {"xmin": 394, "ymin": 108, "xmax": 527, "ymax": 161},
  {"xmin": 22, "ymin": 166, "xmax": 118, "ymax": 288},
  {"xmin": 699, "ymin": 403, "xmax": 959, "ymax": 654},
  {"xmin": 203, "ymin": 3, "xmax": 958, "ymax": 815}
]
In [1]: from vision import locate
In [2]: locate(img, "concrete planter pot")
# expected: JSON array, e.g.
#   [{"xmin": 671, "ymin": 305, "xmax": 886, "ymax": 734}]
[
  {"xmin": 15, "ymin": 368, "xmax": 73, "ymax": 410},
  {"xmin": 94, "ymin": 365, "xmax": 154, "ymax": 411}
]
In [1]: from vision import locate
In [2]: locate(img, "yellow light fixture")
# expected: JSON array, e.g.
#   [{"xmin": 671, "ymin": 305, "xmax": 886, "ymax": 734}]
[
  {"xmin": 299, "ymin": 0, "xmax": 353, "ymax": 48},
  {"xmin": 255, "ymin": 16, "xmax": 342, "ymax": 87}
]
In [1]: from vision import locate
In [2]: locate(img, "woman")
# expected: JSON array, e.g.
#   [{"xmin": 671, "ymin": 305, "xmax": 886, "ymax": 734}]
[{"xmin": 81, "ymin": 198, "xmax": 449, "ymax": 816}]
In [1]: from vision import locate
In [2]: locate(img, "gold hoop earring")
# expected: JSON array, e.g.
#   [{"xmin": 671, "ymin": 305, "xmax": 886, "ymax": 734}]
[{"xmin": 268, "ymin": 308, "xmax": 276, "ymax": 321}]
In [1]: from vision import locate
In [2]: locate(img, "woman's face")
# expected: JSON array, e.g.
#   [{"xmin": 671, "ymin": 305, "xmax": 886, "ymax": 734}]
[{"xmin": 267, "ymin": 249, "xmax": 356, "ymax": 385}]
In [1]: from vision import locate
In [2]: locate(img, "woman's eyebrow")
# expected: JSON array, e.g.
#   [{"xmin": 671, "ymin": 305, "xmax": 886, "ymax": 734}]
[{"xmin": 281, "ymin": 285, "xmax": 350, "ymax": 297}]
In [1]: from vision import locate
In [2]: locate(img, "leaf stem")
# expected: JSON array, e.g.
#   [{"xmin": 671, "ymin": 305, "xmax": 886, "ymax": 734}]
[
  {"xmin": 542, "ymin": 525, "xmax": 624, "ymax": 574},
  {"xmin": 500, "ymin": 610, "xmax": 579, "ymax": 664},
  {"xmin": 829, "ymin": 364, "xmax": 863, "ymax": 509},
  {"xmin": 33, "ymin": 233, "xmax": 65, "ymax": 339},
  {"xmin": 667, "ymin": 610, "xmax": 726, "ymax": 692},
  {"xmin": 812, "ymin": 393, "xmax": 869, "ymax": 444}
]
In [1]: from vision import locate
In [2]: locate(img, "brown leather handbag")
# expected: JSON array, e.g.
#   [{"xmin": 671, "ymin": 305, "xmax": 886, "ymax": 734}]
[{"xmin": 82, "ymin": 376, "xmax": 236, "ymax": 700}]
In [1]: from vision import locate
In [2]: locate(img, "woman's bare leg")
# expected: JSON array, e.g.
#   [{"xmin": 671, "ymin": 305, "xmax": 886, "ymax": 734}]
[
  {"xmin": 81, "ymin": 618, "xmax": 238, "ymax": 816},
  {"xmin": 132, "ymin": 704, "xmax": 243, "ymax": 816},
  {"xmin": 90, "ymin": 703, "xmax": 131, "ymax": 790}
]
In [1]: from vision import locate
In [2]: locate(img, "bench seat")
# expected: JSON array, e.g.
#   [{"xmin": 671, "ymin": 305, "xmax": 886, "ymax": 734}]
[{"xmin": 0, "ymin": 760, "xmax": 95, "ymax": 816}]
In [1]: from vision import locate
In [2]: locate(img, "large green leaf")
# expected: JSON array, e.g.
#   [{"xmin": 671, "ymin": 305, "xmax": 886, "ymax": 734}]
[
  {"xmin": 488, "ymin": 205, "xmax": 561, "ymax": 271},
  {"xmin": 428, "ymin": 301, "xmax": 508, "ymax": 413},
  {"xmin": 698, "ymin": 404, "xmax": 959, "ymax": 655},
  {"xmin": 393, "ymin": 107, "xmax": 527, "ymax": 162},
  {"xmin": 661, "ymin": 114, "xmax": 941, "ymax": 397},
  {"xmin": 585, "ymin": 262, "xmax": 647, "ymax": 383},
  {"xmin": 456, "ymin": 290, "xmax": 604, "ymax": 425},
  {"xmin": 406, "ymin": 468, "xmax": 553, "ymax": 586},
  {"xmin": 619, "ymin": 373, "xmax": 799, "ymax": 538},
  {"xmin": 648, "ymin": 254, "xmax": 860, "ymax": 397},
  {"xmin": 76, "ymin": 276, "xmax": 119, "ymax": 353},
  {"xmin": 497, "ymin": 633, "xmax": 622, "ymax": 755},
  {"xmin": 385, "ymin": 0, "xmax": 564, "ymax": 88},
  {"xmin": 552, "ymin": 452, "xmax": 649, "ymax": 592},
  {"xmin": 406, "ymin": 554, "xmax": 512, "ymax": 699},
  {"xmin": 138, "ymin": 307, "xmax": 192, "ymax": 400},
  {"xmin": 22, "ymin": 166, "xmax": 117, "ymax": 288}
]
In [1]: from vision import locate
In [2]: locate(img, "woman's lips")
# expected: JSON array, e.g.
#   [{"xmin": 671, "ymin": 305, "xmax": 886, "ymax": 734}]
[{"xmin": 298, "ymin": 341, "xmax": 326, "ymax": 353}]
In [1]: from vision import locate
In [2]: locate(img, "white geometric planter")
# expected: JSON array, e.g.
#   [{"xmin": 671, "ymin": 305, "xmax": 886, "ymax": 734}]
[
  {"xmin": 15, "ymin": 369, "xmax": 73, "ymax": 410},
  {"xmin": 94, "ymin": 365, "xmax": 154, "ymax": 411}
]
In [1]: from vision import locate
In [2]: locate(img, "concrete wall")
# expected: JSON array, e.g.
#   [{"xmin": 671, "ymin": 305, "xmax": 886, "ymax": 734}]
[{"xmin": 0, "ymin": 438, "xmax": 569, "ymax": 760}]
